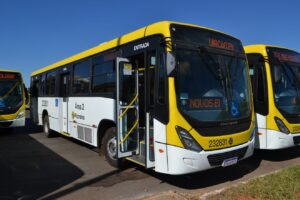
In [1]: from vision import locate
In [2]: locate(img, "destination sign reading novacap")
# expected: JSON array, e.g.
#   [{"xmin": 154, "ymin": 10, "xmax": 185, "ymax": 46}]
[{"xmin": 171, "ymin": 24, "xmax": 244, "ymax": 53}]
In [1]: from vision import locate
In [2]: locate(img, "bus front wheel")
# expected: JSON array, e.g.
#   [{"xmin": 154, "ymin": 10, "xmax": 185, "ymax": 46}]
[{"xmin": 103, "ymin": 127, "xmax": 124, "ymax": 168}]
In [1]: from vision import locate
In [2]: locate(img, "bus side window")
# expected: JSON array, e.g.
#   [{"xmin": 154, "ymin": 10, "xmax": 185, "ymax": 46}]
[
  {"xmin": 92, "ymin": 55, "xmax": 115, "ymax": 96},
  {"xmin": 247, "ymin": 54, "xmax": 268, "ymax": 115},
  {"xmin": 72, "ymin": 60, "xmax": 91, "ymax": 95},
  {"xmin": 46, "ymin": 71, "xmax": 56, "ymax": 96},
  {"xmin": 40, "ymin": 74, "xmax": 45, "ymax": 96}
]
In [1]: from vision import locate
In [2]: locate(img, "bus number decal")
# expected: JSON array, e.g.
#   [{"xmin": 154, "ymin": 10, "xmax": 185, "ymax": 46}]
[{"xmin": 209, "ymin": 138, "xmax": 228, "ymax": 148}]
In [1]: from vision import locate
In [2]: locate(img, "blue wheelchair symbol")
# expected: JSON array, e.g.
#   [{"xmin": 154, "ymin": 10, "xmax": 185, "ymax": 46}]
[{"xmin": 230, "ymin": 101, "xmax": 239, "ymax": 117}]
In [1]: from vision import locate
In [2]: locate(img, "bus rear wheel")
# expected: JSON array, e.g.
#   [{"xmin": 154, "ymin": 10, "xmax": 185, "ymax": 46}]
[
  {"xmin": 43, "ymin": 115, "xmax": 54, "ymax": 138},
  {"xmin": 103, "ymin": 127, "xmax": 124, "ymax": 168}
]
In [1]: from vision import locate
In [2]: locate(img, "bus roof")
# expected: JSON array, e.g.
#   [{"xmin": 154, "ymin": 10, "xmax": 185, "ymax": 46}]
[
  {"xmin": 31, "ymin": 21, "xmax": 239, "ymax": 76},
  {"xmin": 244, "ymin": 44, "xmax": 298, "ymax": 56},
  {"xmin": 0, "ymin": 69, "xmax": 21, "ymax": 73}
]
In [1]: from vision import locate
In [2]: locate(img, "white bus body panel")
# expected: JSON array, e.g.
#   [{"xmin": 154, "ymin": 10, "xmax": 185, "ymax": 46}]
[
  {"xmin": 255, "ymin": 113, "xmax": 267, "ymax": 149},
  {"xmin": 153, "ymin": 119, "xmax": 168, "ymax": 174},
  {"xmin": 38, "ymin": 96, "xmax": 116, "ymax": 147},
  {"xmin": 255, "ymin": 113, "xmax": 300, "ymax": 149},
  {"xmin": 264, "ymin": 130, "xmax": 300, "ymax": 149},
  {"xmin": 38, "ymin": 97, "xmax": 60, "ymax": 131}
]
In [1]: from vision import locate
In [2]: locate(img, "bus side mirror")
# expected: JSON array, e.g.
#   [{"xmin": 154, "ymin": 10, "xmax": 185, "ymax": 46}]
[
  {"xmin": 24, "ymin": 84, "xmax": 29, "ymax": 105},
  {"xmin": 166, "ymin": 52, "xmax": 175, "ymax": 76}
]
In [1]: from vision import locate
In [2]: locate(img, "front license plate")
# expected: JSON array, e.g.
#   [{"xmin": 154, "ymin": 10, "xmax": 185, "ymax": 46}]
[{"xmin": 222, "ymin": 157, "xmax": 238, "ymax": 167}]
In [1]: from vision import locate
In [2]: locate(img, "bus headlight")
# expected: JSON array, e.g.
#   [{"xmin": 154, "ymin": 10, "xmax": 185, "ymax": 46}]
[
  {"xmin": 274, "ymin": 117, "xmax": 289, "ymax": 134},
  {"xmin": 16, "ymin": 111, "xmax": 25, "ymax": 119},
  {"xmin": 176, "ymin": 126, "xmax": 202, "ymax": 152}
]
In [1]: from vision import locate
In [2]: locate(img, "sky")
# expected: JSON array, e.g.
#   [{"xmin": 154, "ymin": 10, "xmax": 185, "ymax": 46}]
[{"xmin": 0, "ymin": 0, "xmax": 300, "ymax": 86}]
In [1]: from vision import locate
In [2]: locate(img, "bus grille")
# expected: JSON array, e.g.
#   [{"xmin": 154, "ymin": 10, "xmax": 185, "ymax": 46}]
[
  {"xmin": 207, "ymin": 146, "xmax": 248, "ymax": 166},
  {"xmin": 293, "ymin": 136, "xmax": 300, "ymax": 145},
  {"xmin": 0, "ymin": 121, "xmax": 13, "ymax": 127}
]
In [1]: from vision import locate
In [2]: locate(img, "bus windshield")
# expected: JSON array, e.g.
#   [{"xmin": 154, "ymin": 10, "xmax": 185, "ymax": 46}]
[
  {"xmin": 171, "ymin": 25, "xmax": 251, "ymax": 123},
  {"xmin": 175, "ymin": 49, "xmax": 251, "ymax": 122},
  {"xmin": 268, "ymin": 48, "xmax": 300, "ymax": 115},
  {"xmin": 0, "ymin": 72, "xmax": 23, "ymax": 113}
]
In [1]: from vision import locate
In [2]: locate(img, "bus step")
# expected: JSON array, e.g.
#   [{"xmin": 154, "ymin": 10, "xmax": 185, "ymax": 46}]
[{"xmin": 126, "ymin": 155, "xmax": 145, "ymax": 166}]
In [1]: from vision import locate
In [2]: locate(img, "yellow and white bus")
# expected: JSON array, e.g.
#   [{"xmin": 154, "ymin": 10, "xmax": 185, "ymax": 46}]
[
  {"xmin": 0, "ymin": 70, "xmax": 28, "ymax": 128},
  {"xmin": 30, "ymin": 21, "xmax": 255, "ymax": 175},
  {"xmin": 245, "ymin": 44, "xmax": 300, "ymax": 149}
]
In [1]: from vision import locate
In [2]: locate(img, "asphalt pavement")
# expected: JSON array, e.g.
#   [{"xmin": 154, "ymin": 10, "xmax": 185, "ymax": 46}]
[{"xmin": 0, "ymin": 117, "xmax": 299, "ymax": 200}]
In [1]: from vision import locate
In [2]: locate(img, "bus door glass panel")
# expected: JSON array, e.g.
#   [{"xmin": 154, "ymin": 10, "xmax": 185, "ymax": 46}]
[
  {"xmin": 60, "ymin": 73, "xmax": 70, "ymax": 133},
  {"xmin": 116, "ymin": 57, "xmax": 139, "ymax": 157},
  {"xmin": 147, "ymin": 51, "xmax": 156, "ymax": 163}
]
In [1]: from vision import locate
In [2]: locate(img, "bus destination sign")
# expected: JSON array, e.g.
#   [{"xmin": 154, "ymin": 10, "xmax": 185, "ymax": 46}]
[{"xmin": 0, "ymin": 73, "xmax": 16, "ymax": 79}]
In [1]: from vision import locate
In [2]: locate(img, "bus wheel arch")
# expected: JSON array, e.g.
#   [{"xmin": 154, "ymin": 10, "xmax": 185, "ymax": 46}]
[
  {"xmin": 97, "ymin": 120, "xmax": 125, "ymax": 168},
  {"xmin": 97, "ymin": 119, "xmax": 116, "ymax": 150},
  {"xmin": 42, "ymin": 110, "xmax": 53, "ymax": 138}
]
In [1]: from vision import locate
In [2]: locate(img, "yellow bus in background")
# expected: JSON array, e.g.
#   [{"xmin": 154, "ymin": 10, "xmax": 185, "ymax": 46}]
[
  {"xmin": 245, "ymin": 44, "xmax": 300, "ymax": 149},
  {"xmin": 30, "ymin": 21, "xmax": 255, "ymax": 175},
  {"xmin": 0, "ymin": 70, "xmax": 28, "ymax": 128}
]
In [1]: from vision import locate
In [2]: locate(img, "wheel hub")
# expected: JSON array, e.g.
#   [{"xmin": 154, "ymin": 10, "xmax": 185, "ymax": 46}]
[{"xmin": 107, "ymin": 137, "xmax": 117, "ymax": 160}]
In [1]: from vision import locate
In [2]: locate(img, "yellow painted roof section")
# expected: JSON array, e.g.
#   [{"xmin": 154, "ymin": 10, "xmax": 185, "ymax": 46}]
[
  {"xmin": 0, "ymin": 69, "xmax": 21, "ymax": 73},
  {"xmin": 244, "ymin": 44, "xmax": 298, "ymax": 57},
  {"xmin": 31, "ymin": 21, "xmax": 239, "ymax": 76}
]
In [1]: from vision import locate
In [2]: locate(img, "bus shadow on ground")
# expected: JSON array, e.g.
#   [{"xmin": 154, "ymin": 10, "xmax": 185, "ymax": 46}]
[
  {"xmin": 142, "ymin": 155, "xmax": 262, "ymax": 189},
  {"xmin": 254, "ymin": 147, "xmax": 300, "ymax": 162},
  {"xmin": 0, "ymin": 119, "xmax": 84, "ymax": 200}
]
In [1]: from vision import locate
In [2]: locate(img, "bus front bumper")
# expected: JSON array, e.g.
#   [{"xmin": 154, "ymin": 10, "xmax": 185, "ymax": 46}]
[
  {"xmin": 165, "ymin": 138, "xmax": 255, "ymax": 175},
  {"xmin": 263, "ymin": 130, "xmax": 300, "ymax": 149},
  {"xmin": 0, "ymin": 116, "xmax": 25, "ymax": 128}
]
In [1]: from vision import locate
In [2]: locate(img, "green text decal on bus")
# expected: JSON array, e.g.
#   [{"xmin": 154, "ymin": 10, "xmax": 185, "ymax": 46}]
[
  {"xmin": 30, "ymin": 21, "xmax": 255, "ymax": 175},
  {"xmin": 0, "ymin": 69, "xmax": 28, "ymax": 128}
]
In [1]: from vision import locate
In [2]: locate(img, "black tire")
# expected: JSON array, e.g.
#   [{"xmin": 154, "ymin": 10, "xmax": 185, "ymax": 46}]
[
  {"xmin": 103, "ymin": 127, "xmax": 124, "ymax": 168},
  {"xmin": 43, "ymin": 115, "xmax": 54, "ymax": 138}
]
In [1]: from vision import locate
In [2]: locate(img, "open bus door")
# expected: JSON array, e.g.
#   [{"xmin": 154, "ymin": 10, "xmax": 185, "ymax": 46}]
[{"xmin": 116, "ymin": 57, "xmax": 139, "ymax": 158}]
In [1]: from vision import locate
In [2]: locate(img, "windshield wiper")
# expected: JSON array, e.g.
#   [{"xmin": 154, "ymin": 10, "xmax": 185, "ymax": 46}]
[
  {"xmin": 197, "ymin": 46, "xmax": 232, "ymax": 112},
  {"xmin": 198, "ymin": 46, "xmax": 225, "ymax": 81},
  {"xmin": 223, "ymin": 56, "xmax": 237, "ymax": 102}
]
